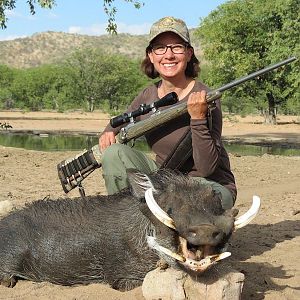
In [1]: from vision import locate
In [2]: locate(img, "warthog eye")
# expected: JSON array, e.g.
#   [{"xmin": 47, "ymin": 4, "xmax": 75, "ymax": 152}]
[
  {"xmin": 212, "ymin": 230, "xmax": 222, "ymax": 239},
  {"xmin": 167, "ymin": 208, "xmax": 173, "ymax": 216},
  {"xmin": 189, "ymin": 231, "xmax": 197, "ymax": 238}
]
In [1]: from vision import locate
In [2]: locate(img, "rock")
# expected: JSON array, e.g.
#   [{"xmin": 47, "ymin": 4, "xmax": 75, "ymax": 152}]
[
  {"xmin": 0, "ymin": 200, "xmax": 14, "ymax": 217},
  {"xmin": 142, "ymin": 266, "xmax": 245, "ymax": 300},
  {"xmin": 142, "ymin": 268, "xmax": 187, "ymax": 300}
]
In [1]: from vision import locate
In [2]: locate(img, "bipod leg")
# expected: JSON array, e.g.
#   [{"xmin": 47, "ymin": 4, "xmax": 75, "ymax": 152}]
[{"xmin": 78, "ymin": 181, "xmax": 86, "ymax": 199}]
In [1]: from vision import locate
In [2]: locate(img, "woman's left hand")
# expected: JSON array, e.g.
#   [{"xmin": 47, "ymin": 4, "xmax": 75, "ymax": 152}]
[{"xmin": 187, "ymin": 90, "xmax": 208, "ymax": 120}]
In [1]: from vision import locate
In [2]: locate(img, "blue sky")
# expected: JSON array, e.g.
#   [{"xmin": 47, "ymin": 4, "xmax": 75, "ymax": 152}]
[{"xmin": 0, "ymin": 0, "xmax": 228, "ymax": 41}]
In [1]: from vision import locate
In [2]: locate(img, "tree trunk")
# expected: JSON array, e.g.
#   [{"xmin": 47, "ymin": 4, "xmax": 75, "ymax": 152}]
[
  {"xmin": 264, "ymin": 93, "xmax": 277, "ymax": 125},
  {"xmin": 90, "ymin": 99, "xmax": 94, "ymax": 112},
  {"xmin": 86, "ymin": 97, "xmax": 94, "ymax": 112}
]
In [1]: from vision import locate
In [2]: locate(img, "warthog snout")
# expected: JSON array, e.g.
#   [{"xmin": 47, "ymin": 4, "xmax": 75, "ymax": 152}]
[{"xmin": 185, "ymin": 224, "xmax": 225, "ymax": 246}]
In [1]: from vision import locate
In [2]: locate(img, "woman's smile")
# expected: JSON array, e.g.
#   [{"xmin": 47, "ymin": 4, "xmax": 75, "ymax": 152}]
[{"xmin": 148, "ymin": 32, "xmax": 193, "ymax": 80}]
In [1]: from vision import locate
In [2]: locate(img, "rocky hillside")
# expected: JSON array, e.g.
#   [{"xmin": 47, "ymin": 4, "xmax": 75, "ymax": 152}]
[{"xmin": 0, "ymin": 30, "xmax": 202, "ymax": 69}]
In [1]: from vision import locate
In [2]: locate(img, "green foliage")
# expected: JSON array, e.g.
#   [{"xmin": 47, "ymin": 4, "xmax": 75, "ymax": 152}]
[
  {"xmin": 66, "ymin": 49, "xmax": 149, "ymax": 113},
  {"xmin": 284, "ymin": 96, "xmax": 300, "ymax": 115},
  {"xmin": 0, "ymin": 0, "xmax": 55, "ymax": 29},
  {"xmin": 0, "ymin": 87, "xmax": 13, "ymax": 109},
  {"xmin": 0, "ymin": 0, "xmax": 144, "ymax": 33},
  {"xmin": 0, "ymin": 64, "xmax": 15, "ymax": 108},
  {"xmin": 8, "ymin": 64, "xmax": 76, "ymax": 111},
  {"xmin": 103, "ymin": 0, "xmax": 144, "ymax": 33},
  {"xmin": 196, "ymin": 0, "xmax": 300, "ymax": 122},
  {"xmin": 1, "ymin": 50, "xmax": 149, "ymax": 113},
  {"xmin": 0, "ymin": 64, "xmax": 15, "ymax": 85}
]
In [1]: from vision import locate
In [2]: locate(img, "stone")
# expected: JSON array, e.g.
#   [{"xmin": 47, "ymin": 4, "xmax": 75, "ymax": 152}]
[
  {"xmin": 142, "ymin": 268, "xmax": 187, "ymax": 300},
  {"xmin": 0, "ymin": 200, "xmax": 14, "ymax": 218},
  {"xmin": 142, "ymin": 266, "xmax": 245, "ymax": 300}
]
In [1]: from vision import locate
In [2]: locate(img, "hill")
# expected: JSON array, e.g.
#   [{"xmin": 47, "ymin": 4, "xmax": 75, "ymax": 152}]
[
  {"xmin": 0, "ymin": 31, "xmax": 148, "ymax": 68},
  {"xmin": 0, "ymin": 30, "xmax": 202, "ymax": 69}
]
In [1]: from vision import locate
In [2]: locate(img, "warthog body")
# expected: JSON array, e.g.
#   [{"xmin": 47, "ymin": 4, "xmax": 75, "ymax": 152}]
[{"xmin": 0, "ymin": 169, "xmax": 239, "ymax": 290}]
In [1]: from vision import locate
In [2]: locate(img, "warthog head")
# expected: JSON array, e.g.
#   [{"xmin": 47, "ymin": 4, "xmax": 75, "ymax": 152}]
[{"xmin": 128, "ymin": 169, "xmax": 260, "ymax": 273}]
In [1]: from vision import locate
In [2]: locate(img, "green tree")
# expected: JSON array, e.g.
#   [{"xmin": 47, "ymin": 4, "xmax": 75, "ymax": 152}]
[
  {"xmin": 0, "ymin": 64, "xmax": 15, "ymax": 86},
  {"xmin": 40, "ymin": 65, "xmax": 76, "ymax": 111},
  {"xmin": 196, "ymin": 0, "xmax": 299, "ymax": 124},
  {"xmin": 66, "ymin": 49, "xmax": 110, "ymax": 112},
  {"xmin": 0, "ymin": 64, "xmax": 15, "ymax": 108},
  {"xmin": 10, "ymin": 67, "xmax": 51, "ymax": 110},
  {"xmin": 66, "ymin": 49, "xmax": 149, "ymax": 113},
  {"xmin": 10, "ymin": 64, "xmax": 75, "ymax": 111},
  {"xmin": 3, "ymin": 51, "xmax": 148, "ymax": 112},
  {"xmin": 0, "ymin": 0, "xmax": 144, "ymax": 33}
]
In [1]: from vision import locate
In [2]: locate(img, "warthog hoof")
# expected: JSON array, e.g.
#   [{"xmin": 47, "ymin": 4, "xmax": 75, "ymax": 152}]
[{"xmin": 1, "ymin": 275, "xmax": 17, "ymax": 288}]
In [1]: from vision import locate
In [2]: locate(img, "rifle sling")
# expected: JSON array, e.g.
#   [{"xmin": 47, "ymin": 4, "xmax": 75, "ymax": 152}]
[
  {"xmin": 160, "ymin": 107, "xmax": 213, "ymax": 172},
  {"xmin": 160, "ymin": 128, "xmax": 192, "ymax": 171}
]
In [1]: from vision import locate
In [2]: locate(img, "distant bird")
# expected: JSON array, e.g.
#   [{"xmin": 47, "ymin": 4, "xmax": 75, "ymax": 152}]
[{"xmin": 0, "ymin": 122, "xmax": 13, "ymax": 130}]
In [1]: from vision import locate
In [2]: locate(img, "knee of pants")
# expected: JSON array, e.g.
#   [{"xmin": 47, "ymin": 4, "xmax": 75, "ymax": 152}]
[
  {"xmin": 102, "ymin": 144, "xmax": 122, "ymax": 163},
  {"xmin": 101, "ymin": 144, "xmax": 132, "ymax": 174},
  {"xmin": 101, "ymin": 143, "xmax": 124, "ymax": 166}
]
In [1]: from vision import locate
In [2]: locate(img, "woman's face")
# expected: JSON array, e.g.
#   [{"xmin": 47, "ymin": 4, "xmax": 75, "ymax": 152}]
[{"xmin": 148, "ymin": 31, "xmax": 193, "ymax": 80}]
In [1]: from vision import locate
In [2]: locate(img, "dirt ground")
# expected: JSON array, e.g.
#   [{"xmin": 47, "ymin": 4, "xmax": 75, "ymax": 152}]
[{"xmin": 0, "ymin": 111, "xmax": 299, "ymax": 300}]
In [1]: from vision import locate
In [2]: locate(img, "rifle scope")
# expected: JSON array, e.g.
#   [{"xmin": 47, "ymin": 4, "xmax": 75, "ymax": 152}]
[{"xmin": 110, "ymin": 92, "xmax": 178, "ymax": 128}]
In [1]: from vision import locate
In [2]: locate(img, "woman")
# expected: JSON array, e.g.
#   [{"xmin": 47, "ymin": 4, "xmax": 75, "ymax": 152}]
[{"xmin": 99, "ymin": 16, "xmax": 236, "ymax": 209}]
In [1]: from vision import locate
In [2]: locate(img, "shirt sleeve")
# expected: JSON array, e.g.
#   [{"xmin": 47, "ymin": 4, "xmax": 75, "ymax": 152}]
[{"xmin": 190, "ymin": 99, "xmax": 222, "ymax": 177}]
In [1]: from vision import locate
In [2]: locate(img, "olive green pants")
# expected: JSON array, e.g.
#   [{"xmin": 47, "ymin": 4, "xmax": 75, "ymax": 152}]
[{"xmin": 101, "ymin": 144, "xmax": 233, "ymax": 209}]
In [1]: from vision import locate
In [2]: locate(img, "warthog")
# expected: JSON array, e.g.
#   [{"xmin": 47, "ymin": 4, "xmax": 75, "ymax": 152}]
[{"xmin": 0, "ymin": 169, "xmax": 259, "ymax": 290}]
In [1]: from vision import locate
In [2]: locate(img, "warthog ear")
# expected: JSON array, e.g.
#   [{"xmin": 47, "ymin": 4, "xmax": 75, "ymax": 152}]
[{"xmin": 127, "ymin": 169, "xmax": 156, "ymax": 199}]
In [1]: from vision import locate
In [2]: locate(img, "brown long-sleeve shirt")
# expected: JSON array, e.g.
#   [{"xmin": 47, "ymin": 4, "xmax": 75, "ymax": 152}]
[{"xmin": 103, "ymin": 81, "xmax": 237, "ymax": 199}]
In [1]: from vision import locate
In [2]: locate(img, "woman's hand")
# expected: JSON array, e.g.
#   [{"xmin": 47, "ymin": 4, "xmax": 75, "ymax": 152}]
[
  {"xmin": 99, "ymin": 131, "xmax": 116, "ymax": 152},
  {"xmin": 187, "ymin": 90, "xmax": 208, "ymax": 120}
]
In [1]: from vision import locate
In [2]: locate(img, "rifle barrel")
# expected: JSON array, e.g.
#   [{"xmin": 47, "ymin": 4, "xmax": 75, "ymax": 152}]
[{"xmin": 216, "ymin": 56, "xmax": 297, "ymax": 94}]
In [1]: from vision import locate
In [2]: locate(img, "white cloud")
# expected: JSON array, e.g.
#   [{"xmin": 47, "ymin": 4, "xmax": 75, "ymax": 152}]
[
  {"xmin": 68, "ymin": 24, "xmax": 107, "ymax": 36},
  {"xmin": 5, "ymin": 10, "xmax": 22, "ymax": 18},
  {"xmin": 117, "ymin": 22, "xmax": 151, "ymax": 35},
  {"xmin": 47, "ymin": 12, "xmax": 58, "ymax": 19},
  {"xmin": 68, "ymin": 26, "xmax": 83, "ymax": 34},
  {"xmin": 68, "ymin": 22, "xmax": 151, "ymax": 36},
  {"xmin": 0, "ymin": 34, "xmax": 28, "ymax": 41},
  {"xmin": 5, "ymin": 8, "xmax": 35, "ymax": 21}
]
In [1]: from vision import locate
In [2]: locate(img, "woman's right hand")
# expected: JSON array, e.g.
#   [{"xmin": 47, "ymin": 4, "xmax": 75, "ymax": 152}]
[{"xmin": 99, "ymin": 131, "xmax": 116, "ymax": 152}]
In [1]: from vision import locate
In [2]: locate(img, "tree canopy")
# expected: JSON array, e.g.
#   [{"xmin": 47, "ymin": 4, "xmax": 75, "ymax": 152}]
[
  {"xmin": 196, "ymin": 0, "xmax": 299, "ymax": 123},
  {"xmin": 0, "ymin": 0, "xmax": 144, "ymax": 33},
  {"xmin": 65, "ymin": 49, "xmax": 148, "ymax": 112},
  {"xmin": 0, "ymin": 50, "xmax": 150, "ymax": 112}
]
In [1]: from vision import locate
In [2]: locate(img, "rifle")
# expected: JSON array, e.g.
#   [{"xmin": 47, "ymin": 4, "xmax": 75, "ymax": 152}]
[{"xmin": 57, "ymin": 56, "xmax": 296, "ymax": 195}]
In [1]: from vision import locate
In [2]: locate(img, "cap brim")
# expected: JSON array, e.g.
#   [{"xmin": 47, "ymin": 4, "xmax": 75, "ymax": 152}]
[{"xmin": 149, "ymin": 29, "xmax": 190, "ymax": 44}]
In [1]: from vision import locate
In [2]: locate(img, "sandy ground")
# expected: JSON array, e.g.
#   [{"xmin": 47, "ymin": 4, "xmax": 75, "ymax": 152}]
[{"xmin": 0, "ymin": 111, "xmax": 299, "ymax": 300}]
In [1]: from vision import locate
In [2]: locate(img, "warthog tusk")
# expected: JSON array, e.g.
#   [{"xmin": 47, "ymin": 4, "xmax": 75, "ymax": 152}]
[
  {"xmin": 147, "ymin": 236, "xmax": 185, "ymax": 262},
  {"xmin": 234, "ymin": 195, "xmax": 261, "ymax": 229},
  {"xmin": 147, "ymin": 236, "xmax": 231, "ymax": 272},
  {"xmin": 182, "ymin": 252, "xmax": 232, "ymax": 271},
  {"xmin": 145, "ymin": 188, "xmax": 176, "ymax": 229}
]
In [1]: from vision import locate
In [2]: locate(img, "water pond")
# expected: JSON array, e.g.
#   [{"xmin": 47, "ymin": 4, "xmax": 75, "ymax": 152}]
[{"xmin": 0, "ymin": 133, "xmax": 299, "ymax": 156}]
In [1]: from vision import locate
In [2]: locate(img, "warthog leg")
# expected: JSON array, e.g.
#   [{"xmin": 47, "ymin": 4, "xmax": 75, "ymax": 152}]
[{"xmin": 0, "ymin": 275, "xmax": 17, "ymax": 288}]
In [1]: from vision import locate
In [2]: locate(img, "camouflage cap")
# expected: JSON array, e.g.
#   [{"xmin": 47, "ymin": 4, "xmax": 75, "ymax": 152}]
[{"xmin": 149, "ymin": 16, "xmax": 190, "ymax": 45}]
